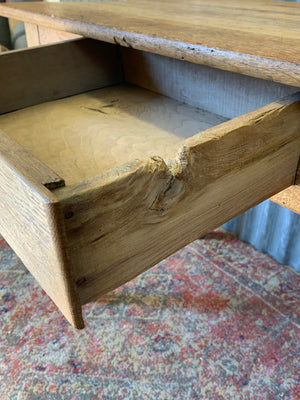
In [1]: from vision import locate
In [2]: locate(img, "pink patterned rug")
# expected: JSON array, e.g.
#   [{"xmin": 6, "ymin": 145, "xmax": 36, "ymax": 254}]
[{"xmin": 0, "ymin": 228, "xmax": 299, "ymax": 399}]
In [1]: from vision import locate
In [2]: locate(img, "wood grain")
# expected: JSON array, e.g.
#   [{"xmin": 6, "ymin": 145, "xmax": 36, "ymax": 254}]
[
  {"xmin": 55, "ymin": 92, "xmax": 300, "ymax": 305},
  {"xmin": 0, "ymin": 129, "xmax": 64, "ymax": 190},
  {"xmin": 0, "ymin": 0, "xmax": 299, "ymax": 86},
  {"xmin": 0, "ymin": 38, "xmax": 123, "ymax": 114},
  {"xmin": 0, "ymin": 132, "xmax": 83, "ymax": 328},
  {"xmin": 0, "ymin": 83, "xmax": 227, "ymax": 185}
]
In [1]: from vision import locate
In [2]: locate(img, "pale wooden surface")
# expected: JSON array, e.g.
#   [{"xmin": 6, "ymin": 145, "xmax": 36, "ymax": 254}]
[
  {"xmin": 0, "ymin": 129, "xmax": 64, "ymax": 190},
  {"xmin": 0, "ymin": 132, "xmax": 83, "ymax": 328},
  {"xmin": 55, "ymin": 93, "xmax": 300, "ymax": 304},
  {"xmin": 0, "ymin": 0, "xmax": 299, "ymax": 86},
  {"xmin": 270, "ymin": 185, "xmax": 300, "ymax": 215},
  {"xmin": 25, "ymin": 22, "xmax": 80, "ymax": 47},
  {"xmin": 0, "ymin": 38, "xmax": 122, "ymax": 114},
  {"xmin": 36, "ymin": 24, "xmax": 80, "ymax": 45},
  {"xmin": 24, "ymin": 22, "xmax": 40, "ymax": 47},
  {"xmin": 0, "ymin": 83, "xmax": 227, "ymax": 185}
]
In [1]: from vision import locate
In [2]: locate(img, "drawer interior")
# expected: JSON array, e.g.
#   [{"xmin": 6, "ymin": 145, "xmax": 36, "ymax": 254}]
[
  {"xmin": 0, "ymin": 38, "xmax": 298, "ymax": 187},
  {"xmin": 0, "ymin": 83, "xmax": 226, "ymax": 185}
]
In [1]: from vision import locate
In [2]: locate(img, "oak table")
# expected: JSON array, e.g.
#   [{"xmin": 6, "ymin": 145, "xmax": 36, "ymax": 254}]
[{"xmin": 0, "ymin": 0, "xmax": 299, "ymax": 328}]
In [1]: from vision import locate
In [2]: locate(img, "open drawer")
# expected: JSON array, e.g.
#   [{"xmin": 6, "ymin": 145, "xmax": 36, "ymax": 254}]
[{"xmin": 0, "ymin": 39, "xmax": 299, "ymax": 328}]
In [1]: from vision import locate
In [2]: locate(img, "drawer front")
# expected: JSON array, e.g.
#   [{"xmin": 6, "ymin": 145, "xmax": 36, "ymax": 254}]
[{"xmin": 56, "ymin": 93, "xmax": 300, "ymax": 306}]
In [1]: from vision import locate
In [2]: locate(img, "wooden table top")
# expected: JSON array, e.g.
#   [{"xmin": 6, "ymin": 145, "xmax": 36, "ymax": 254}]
[{"xmin": 0, "ymin": 0, "xmax": 300, "ymax": 87}]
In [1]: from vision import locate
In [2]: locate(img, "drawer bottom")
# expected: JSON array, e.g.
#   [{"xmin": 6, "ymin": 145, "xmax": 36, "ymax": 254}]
[{"xmin": 0, "ymin": 83, "xmax": 227, "ymax": 186}]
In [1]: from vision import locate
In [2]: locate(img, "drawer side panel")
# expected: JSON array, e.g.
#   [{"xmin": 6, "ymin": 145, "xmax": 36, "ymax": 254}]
[
  {"xmin": 0, "ymin": 145, "xmax": 83, "ymax": 328},
  {"xmin": 0, "ymin": 38, "xmax": 123, "ymax": 114}
]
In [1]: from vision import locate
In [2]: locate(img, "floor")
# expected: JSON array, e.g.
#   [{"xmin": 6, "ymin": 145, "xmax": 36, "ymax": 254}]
[{"xmin": 0, "ymin": 228, "xmax": 299, "ymax": 400}]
